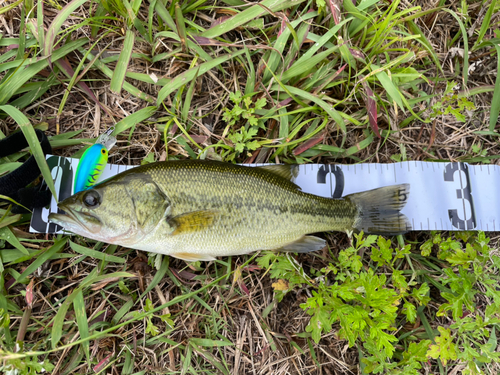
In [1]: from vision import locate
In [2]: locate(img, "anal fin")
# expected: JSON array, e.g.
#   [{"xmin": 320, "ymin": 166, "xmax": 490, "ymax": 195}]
[
  {"xmin": 279, "ymin": 235, "xmax": 326, "ymax": 253},
  {"xmin": 171, "ymin": 252, "xmax": 216, "ymax": 262}
]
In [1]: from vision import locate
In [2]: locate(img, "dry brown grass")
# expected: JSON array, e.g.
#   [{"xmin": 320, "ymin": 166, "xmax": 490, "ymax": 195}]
[{"xmin": 1, "ymin": 0, "xmax": 500, "ymax": 373}]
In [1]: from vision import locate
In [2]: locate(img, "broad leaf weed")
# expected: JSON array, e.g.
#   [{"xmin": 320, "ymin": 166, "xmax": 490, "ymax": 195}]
[{"xmin": 258, "ymin": 231, "xmax": 500, "ymax": 374}]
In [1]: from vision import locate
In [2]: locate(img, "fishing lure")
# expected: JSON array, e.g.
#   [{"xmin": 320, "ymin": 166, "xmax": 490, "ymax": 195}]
[{"xmin": 74, "ymin": 128, "xmax": 116, "ymax": 194}]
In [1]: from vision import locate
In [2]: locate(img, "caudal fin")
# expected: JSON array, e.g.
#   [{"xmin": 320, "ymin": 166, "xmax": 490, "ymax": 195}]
[{"xmin": 347, "ymin": 184, "xmax": 411, "ymax": 235}]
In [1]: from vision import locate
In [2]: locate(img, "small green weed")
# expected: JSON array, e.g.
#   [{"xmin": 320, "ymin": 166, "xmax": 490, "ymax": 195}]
[
  {"xmin": 258, "ymin": 231, "xmax": 500, "ymax": 374},
  {"xmin": 0, "ymin": 308, "xmax": 55, "ymax": 375},
  {"xmin": 471, "ymin": 143, "xmax": 488, "ymax": 158},
  {"xmin": 429, "ymin": 81, "xmax": 476, "ymax": 122},
  {"xmin": 423, "ymin": 231, "xmax": 500, "ymax": 374},
  {"xmin": 138, "ymin": 298, "xmax": 175, "ymax": 337},
  {"xmin": 222, "ymin": 91, "xmax": 267, "ymax": 130},
  {"xmin": 220, "ymin": 91, "xmax": 269, "ymax": 161}
]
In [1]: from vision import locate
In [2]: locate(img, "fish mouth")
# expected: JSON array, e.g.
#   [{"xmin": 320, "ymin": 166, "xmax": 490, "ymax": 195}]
[
  {"xmin": 48, "ymin": 212, "xmax": 75, "ymax": 227},
  {"xmin": 48, "ymin": 206, "xmax": 100, "ymax": 233}
]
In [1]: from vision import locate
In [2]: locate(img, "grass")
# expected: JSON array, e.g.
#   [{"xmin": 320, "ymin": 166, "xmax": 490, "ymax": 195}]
[{"xmin": 0, "ymin": 0, "xmax": 500, "ymax": 373}]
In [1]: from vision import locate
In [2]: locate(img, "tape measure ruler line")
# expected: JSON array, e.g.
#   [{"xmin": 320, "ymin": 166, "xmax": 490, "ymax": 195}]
[{"xmin": 30, "ymin": 156, "xmax": 496, "ymax": 234}]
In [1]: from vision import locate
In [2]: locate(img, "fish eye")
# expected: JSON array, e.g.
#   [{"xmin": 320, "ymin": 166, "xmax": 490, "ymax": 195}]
[{"xmin": 83, "ymin": 190, "xmax": 101, "ymax": 208}]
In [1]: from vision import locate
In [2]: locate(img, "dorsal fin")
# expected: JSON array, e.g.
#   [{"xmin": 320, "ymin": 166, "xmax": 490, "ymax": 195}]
[{"xmin": 256, "ymin": 164, "xmax": 299, "ymax": 181}]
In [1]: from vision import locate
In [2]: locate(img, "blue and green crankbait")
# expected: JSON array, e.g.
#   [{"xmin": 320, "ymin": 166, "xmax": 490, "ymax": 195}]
[{"xmin": 74, "ymin": 128, "xmax": 116, "ymax": 194}]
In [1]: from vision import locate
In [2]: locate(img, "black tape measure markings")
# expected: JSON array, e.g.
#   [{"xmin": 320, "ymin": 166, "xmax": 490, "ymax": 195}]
[{"xmin": 30, "ymin": 156, "xmax": 497, "ymax": 233}]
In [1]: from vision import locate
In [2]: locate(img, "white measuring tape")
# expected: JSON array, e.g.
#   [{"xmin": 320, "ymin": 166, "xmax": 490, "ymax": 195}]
[{"xmin": 30, "ymin": 156, "xmax": 495, "ymax": 233}]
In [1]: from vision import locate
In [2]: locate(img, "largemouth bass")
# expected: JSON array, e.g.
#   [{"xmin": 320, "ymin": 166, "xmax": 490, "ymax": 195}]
[{"xmin": 48, "ymin": 160, "xmax": 411, "ymax": 261}]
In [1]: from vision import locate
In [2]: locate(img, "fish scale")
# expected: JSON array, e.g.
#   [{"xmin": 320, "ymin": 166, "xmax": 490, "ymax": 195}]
[
  {"xmin": 139, "ymin": 163, "xmax": 352, "ymax": 255},
  {"xmin": 49, "ymin": 160, "xmax": 411, "ymax": 261}
]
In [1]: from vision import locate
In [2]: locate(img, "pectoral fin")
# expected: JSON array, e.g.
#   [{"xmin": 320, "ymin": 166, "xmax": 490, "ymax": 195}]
[
  {"xmin": 279, "ymin": 235, "xmax": 326, "ymax": 253},
  {"xmin": 171, "ymin": 252, "xmax": 216, "ymax": 262},
  {"xmin": 168, "ymin": 210, "xmax": 218, "ymax": 235}
]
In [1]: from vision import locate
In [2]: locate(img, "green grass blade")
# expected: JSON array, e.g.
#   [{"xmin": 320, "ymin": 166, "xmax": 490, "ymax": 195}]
[
  {"xmin": 0, "ymin": 194, "xmax": 30, "ymax": 212},
  {"xmin": 148, "ymin": 0, "xmax": 156, "ymax": 43},
  {"xmin": 474, "ymin": 0, "xmax": 497, "ymax": 49},
  {"xmin": 79, "ymin": 47, "xmax": 155, "ymax": 103},
  {"xmin": 0, "ymin": 55, "xmax": 40, "ymax": 73},
  {"xmin": 152, "ymin": 0, "xmax": 176, "ymax": 31},
  {"xmin": 366, "ymin": 0, "xmax": 400, "ymax": 50},
  {"xmin": 52, "ymin": 271, "xmax": 134, "ymax": 349},
  {"xmin": 112, "ymin": 300, "xmax": 134, "ymax": 325},
  {"xmin": 489, "ymin": 44, "xmax": 500, "ymax": 132},
  {"xmin": 343, "ymin": 0, "xmax": 369, "ymax": 21},
  {"xmin": 201, "ymin": 0, "xmax": 306, "ymax": 38},
  {"xmin": 374, "ymin": 70, "xmax": 404, "ymax": 109},
  {"xmin": 0, "ymin": 294, "xmax": 14, "ymax": 347},
  {"xmin": 155, "ymin": 32, "xmax": 212, "ymax": 61},
  {"xmin": 261, "ymin": 11, "xmax": 318, "ymax": 84},
  {"xmin": 91, "ymin": 3, "xmax": 107, "ymax": 38},
  {"xmin": 124, "ymin": 71, "xmax": 170, "ymax": 85},
  {"xmin": 270, "ymin": 83, "xmax": 345, "ymax": 133},
  {"xmin": 0, "ymin": 49, "xmax": 17, "ymax": 64},
  {"xmin": 110, "ymin": 30, "xmax": 135, "ymax": 94},
  {"xmin": 285, "ymin": 21, "xmax": 300, "ymax": 53},
  {"xmin": 344, "ymin": 132, "xmax": 374, "ymax": 156},
  {"xmin": 37, "ymin": 0, "xmax": 45, "ymax": 51},
  {"xmin": 296, "ymin": 18, "xmax": 349, "ymax": 62},
  {"xmin": 0, "ymin": 38, "xmax": 87, "ymax": 104},
  {"xmin": 190, "ymin": 342, "xmax": 230, "ymax": 375},
  {"xmin": 261, "ymin": 28, "xmax": 289, "ymax": 84},
  {"xmin": 338, "ymin": 36, "xmax": 357, "ymax": 69},
  {"xmin": 69, "ymin": 241, "xmax": 126, "ymax": 264},
  {"xmin": 181, "ymin": 342, "xmax": 193, "ymax": 375},
  {"xmin": 0, "ymin": 227, "xmax": 29, "ymax": 255},
  {"xmin": 139, "ymin": 255, "xmax": 169, "ymax": 300},
  {"xmin": 0, "ymin": 213, "xmax": 22, "ymax": 229},
  {"xmin": 123, "ymin": 0, "xmax": 148, "ymax": 39},
  {"xmin": 278, "ymin": 107, "xmax": 289, "ymax": 142},
  {"xmin": 190, "ymin": 338, "xmax": 233, "ymax": 347},
  {"xmin": 0, "ymin": 0, "xmax": 23, "ymax": 15},
  {"xmin": 44, "ymin": 0, "xmax": 88, "ymax": 57},
  {"xmin": 407, "ymin": 20, "xmax": 443, "ymax": 75},
  {"xmin": 73, "ymin": 290, "xmax": 90, "ymax": 364},
  {"xmin": 174, "ymin": 3, "xmax": 188, "ymax": 53},
  {"xmin": 357, "ymin": 0, "xmax": 381, "ymax": 10},
  {"xmin": 0, "ymin": 105, "xmax": 57, "ymax": 199},
  {"xmin": 14, "ymin": 238, "xmax": 68, "ymax": 286},
  {"xmin": 157, "ymin": 50, "xmax": 245, "ymax": 105},
  {"xmin": 112, "ymin": 106, "xmax": 158, "ymax": 135},
  {"xmin": 10, "ymin": 74, "xmax": 58, "ymax": 109},
  {"xmin": 51, "ymin": 286, "xmax": 82, "ymax": 349},
  {"xmin": 442, "ymin": 8, "xmax": 469, "ymax": 86},
  {"xmin": 181, "ymin": 67, "xmax": 199, "ymax": 123},
  {"xmin": 243, "ymin": 48, "xmax": 255, "ymax": 96},
  {"xmin": 281, "ymin": 46, "xmax": 339, "ymax": 83}
]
